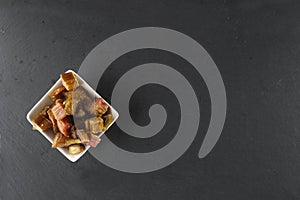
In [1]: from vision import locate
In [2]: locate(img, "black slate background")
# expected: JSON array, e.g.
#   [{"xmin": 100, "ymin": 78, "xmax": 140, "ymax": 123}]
[{"xmin": 1, "ymin": 0, "xmax": 300, "ymax": 199}]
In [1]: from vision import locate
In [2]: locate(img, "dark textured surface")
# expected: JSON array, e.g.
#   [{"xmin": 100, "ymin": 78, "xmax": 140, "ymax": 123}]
[{"xmin": 1, "ymin": 0, "xmax": 300, "ymax": 199}]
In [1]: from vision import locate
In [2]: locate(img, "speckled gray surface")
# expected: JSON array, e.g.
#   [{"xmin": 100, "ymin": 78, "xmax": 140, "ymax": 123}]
[{"xmin": 0, "ymin": 0, "xmax": 300, "ymax": 199}]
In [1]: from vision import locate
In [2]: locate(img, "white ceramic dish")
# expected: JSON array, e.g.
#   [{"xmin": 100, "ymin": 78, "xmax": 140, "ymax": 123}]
[{"xmin": 26, "ymin": 69, "xmax": 119, "ymax": 162}]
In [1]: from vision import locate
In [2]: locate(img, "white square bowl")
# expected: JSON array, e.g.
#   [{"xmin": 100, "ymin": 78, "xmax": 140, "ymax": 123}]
[{"xmin": 26, "ymin": 69, "xmax": 119, "ymax": 162}]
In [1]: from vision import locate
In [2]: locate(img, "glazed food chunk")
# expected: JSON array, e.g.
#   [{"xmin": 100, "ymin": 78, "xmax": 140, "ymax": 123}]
[
  {"xmin": 95, "ymin": 98, "xmax": 109, "ymax": 116},
  {"xmin": 49, "ymin": 86, "xmax": 66, "ymax": 101},
  {"xmin": 69, "ymin": 144, "xmax": 85, "ymax": 155},
  {"xmin": 85, "ymin": 117, "xmax": 105, "ymax": 134},
  {"xmin": 61, "ymin": 72, "xmax": 79, "ymax": 91},
  {"xmin": 47, "ymin": 109, "xmax": 59, "ymax": 133},
  {"xmin": 32, "ymin": 114, "xmax": 52, "ymax": 132},
  {"xmin": 57, "ymin": 117, "xmax": 73, "ymax": 137},
  {"xmin": 51, "ymin": 102, "xmax": 67, "ymax": 120},
  {"xmin": 103, "ymin": 114, "xmax": 114, "ymax": 129},
  {"xmin": 52, "ymin": 132, "xmax": 68, "ymax": 148},
  {"xmin": 76, "ymin": 129, "xmax": 90, "ymax": 143}
]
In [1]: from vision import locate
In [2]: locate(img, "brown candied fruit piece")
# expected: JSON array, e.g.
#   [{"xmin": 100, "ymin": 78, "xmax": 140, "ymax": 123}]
[
  {"xmin": 52, "ymin": 132, "xmax": 68, "ymax": 148},
  {"xmin": 86, "ymin": 133, "xmax": 101, "ymax": 147},
  {"xmin": 64, "ymin": 138, "xmax": 82, "ymax": 147},
  {"xmin": 57, "ymin": 117, "xmax": 72, "ymax": 137},
  {"xmin": 61, "ymin": 72, "xmax": 78, "ymax": 91},
  {"xmin": 68, "ymin": 144, "xmax": 85, "ymax": 155},
  {"xmin": 103, "ymin": 114, "xmax": 114, "ymax": 129},
  {"xmin": 75, "ymin": 129, "xmax": 90, "ymax": 143},
  {"xmin": 32, "ymin": 114, "xmax": 52, "ymax": 131},
  {"xmin": 85, "ymin": 117, "xmax": 105, "ymax": 134},
  {"xmin": 47, "ymin": 109, "xmax": 59, "ymax": 133},
  {"xmin": 40, "ymin": 105, "xmax": 51, "ymax": 116},
  {"xmin": 95, "ymin": 98, "xmax": 109, "ymax": 116},
  {"xmin": 51, "ymin": 102, "xmax": 67, "ymax": 120},
  {"xmin": 49, "ymin": 86, "xmax": 66, "ymax": 101},
  {"xmin": 64, "ymin": 93, "xmax": 74, "ymax": 115}
]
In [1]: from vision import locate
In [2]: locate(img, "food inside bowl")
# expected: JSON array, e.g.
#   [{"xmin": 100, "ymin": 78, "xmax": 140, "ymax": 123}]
[{"xmin": 31, "ymin": 72, "xmax": 114, "ymax": 155}]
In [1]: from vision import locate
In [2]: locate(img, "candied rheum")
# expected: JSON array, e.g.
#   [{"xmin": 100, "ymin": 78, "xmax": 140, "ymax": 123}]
[{"xmin": 31, "ymin": 71, "xmax": 114, "ymax": 155}]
